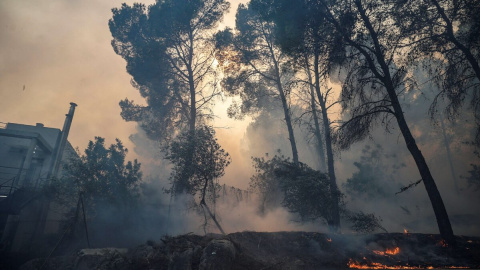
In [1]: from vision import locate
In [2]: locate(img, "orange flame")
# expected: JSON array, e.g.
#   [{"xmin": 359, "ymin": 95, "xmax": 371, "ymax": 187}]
[
  {"xmin": 404, "ymin": 228, "xmax": 408, "ymax": 234},
  {"xmin": 438, "ymin": 240, "xmax": 448, "ymax": 248},
  {"xmin": 372, "ymin": 247, "xmax": 400, "ymax": 256},
  {"xmin": 348, "ymin": 259, "xmax": 469, "ymax": 269},
  {"xmin": 348, "ymin": 259, "xmax": 418, "ymax": 269},
  {"xmin": 385, "ymin": 247, "xmax": 400, "ymax": 255}
]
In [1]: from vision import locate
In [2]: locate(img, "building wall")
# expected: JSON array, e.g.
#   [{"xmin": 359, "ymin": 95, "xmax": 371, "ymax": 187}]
[{"xmin": 0, "ymin": 123, "xmax": 77, "ymax": 253}]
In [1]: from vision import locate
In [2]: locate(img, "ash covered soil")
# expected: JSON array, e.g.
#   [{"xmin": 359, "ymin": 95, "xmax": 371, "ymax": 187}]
[{"xmin": 20, "ymin": 232, "xmax": 480, "ymax": 270}]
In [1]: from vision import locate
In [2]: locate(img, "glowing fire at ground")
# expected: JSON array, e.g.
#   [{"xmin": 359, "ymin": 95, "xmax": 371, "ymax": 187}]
[
  {"xmin": 438, "ymin": 240, "xmax": 448, "ymax": 247},
  {"xmin": 348, "ymin": 259, "xmax": 469, "ymax": 269},
  {"xmin": 348, "ymin": 259, "xmax": 424, "ymax": 269},
  {"xmin": 373, "ymin": 247, "xmax": 400, "ymax": 256}
]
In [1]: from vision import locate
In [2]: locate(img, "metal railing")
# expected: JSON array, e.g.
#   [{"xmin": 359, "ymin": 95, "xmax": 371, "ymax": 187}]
[
  {"xmin": 0, "ymin": 165, "xmax": 49, "ymax": 214},
  {"xmin": 0, "ymin": 176, "xmax": 18, "ymax": 198}
]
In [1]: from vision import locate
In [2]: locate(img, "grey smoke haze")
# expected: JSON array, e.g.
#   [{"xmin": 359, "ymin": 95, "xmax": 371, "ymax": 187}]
[
  {"xmin": 1, "ymin": 0, "xmax": 479, "ymax": 250},
  {"xmin": 114, "ymin": 60, "xmax": 480, "ymax": 248},
  {"xmin": 121, "ymin": 75, "xmax": 479, "ymax": 247}
]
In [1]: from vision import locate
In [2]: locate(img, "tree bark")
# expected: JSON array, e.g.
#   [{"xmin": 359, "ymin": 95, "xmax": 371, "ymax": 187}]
[
  {"xmin": 174, "ymin": 31, "xmax": 197, "ymax": 195},
  {"xmin": 313, "ymin": 50, "xmax": 340, "ymax": 231},
  {"xmin": 305, "ymin": 55, "xmax": 327, "ymax": 172},
  {"xmin": 187, "ymin": 32, "xmax": 197, "ymax": 133},
  {"xmin": 271, "ymin": 48, "xmax": 299, "ymax": 165},
  {"xmin": 277, "ymin": 79, "xmax": 300, "ymax": 165},
  {"xmin": 390, "ymin": 92, "xmax": 456, "ymax": 245}
]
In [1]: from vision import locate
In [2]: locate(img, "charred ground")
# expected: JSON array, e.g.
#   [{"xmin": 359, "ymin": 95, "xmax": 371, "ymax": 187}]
[{"xmin": 19, "ymin": 232, "xmax": 480, "ymax": 270}]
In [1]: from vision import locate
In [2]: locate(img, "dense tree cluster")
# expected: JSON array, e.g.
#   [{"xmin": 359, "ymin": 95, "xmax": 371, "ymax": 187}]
[
  {"xmin": 60, "ymin": 137, "xmax": 142, "ymax": 208},
  {"xmin": 48, "ymin": 137, "xmax": 142, "ymax": 248},
  {"xmin": 166, "ymin": 126, "xmax": 230, "ymax": 199},
  {"xmin": 107, "ymin": 0, "xmax": 479, "ymax": 242},
  {"xmin": 109, "ymin": 0, "xmax": 229, "ymax": 143}
]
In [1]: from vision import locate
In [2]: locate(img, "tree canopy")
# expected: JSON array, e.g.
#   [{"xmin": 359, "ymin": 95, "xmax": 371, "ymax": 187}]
[
  {"xmin": 61, "ymin": 137, "xmax": 142, "ymax": 207},
  {"xmin": 166, "ymin": 126, "xmax": 231, "ymax": 197},
  {"xmin": 215, "ymin": 2, "xmax": 300, "ymax": 165},
  {"xmin": 109, "ymin": 0, "xmax": 230, "ymax": 143}
]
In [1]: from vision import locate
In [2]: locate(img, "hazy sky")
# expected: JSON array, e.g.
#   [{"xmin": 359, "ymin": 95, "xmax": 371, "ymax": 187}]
[{"xmin": 0, "ymin": 0, "xmax": 248, "ymax": 162}]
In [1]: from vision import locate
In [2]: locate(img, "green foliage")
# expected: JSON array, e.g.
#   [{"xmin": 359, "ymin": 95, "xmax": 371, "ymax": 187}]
[
  {"xmin": 59, "ymin": 137, "xmax": 142, "ymax": 209},
  {"xmin": 276, "ymin": 162, "xmax": 340, "ymax": 224},
  {"xmin": 215, "ymin": 1, "xmax": 301, "ymax": 164},
  {"xmin": 393, "ymin": 0, "xmax": 480, "ymax": 144},
  {"xmin": 250, "ymin": 154, "xmax": 339, "ymax": 224},
  {"xmin": 214, "ymin": 3, "xmax": 295, "ymax": 120},
  {"xmin": 166, "ymin": 126, "xmax": 231, "ymax": 199},
  {"xmin": 109, "ymin": 0, "xmax": 229, "ymax": 142},
  {"xmin": 249, "ymin": 154, "xmax": 285, "ymax": 212}
]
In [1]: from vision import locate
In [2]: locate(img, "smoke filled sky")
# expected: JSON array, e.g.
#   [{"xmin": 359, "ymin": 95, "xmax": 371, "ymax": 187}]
[{"xmin": 0, "ymin": 0, "xmax": 248, "ymax": 162}]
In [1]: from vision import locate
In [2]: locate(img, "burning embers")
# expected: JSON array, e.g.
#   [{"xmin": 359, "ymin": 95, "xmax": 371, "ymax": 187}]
[
  {"xmin": 348, "ymin": 245, "xmax": 469, "ymax": 269},
  {"xmin": 437, "ymin": 239, "xmax": 448, "ymax": 248},
  {"xmin": 345, "ymin": 234, "xmax": 478, "ymax": 269},
  {"xmin": 372, "ymin": 247, "xmax": 400, "ymax": 256},
  {"xmin": 348, "ymin": 259, "xmax": 424, "ymax": 269},
  {"xmin": 347, "ymin": 259, "xmax": 469, "ymax": 269}
]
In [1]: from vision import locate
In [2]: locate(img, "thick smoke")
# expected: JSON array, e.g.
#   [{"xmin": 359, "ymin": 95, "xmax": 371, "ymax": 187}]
[
  {"xmin": 335, "ymin": 69, "xmax": 480, "ymax": 236},
  {"xmin": 100, "ymin": 70, "xmax": 480, "ymax": 250}
]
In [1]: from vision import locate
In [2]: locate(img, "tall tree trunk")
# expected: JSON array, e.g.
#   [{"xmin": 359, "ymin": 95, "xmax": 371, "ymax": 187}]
[
  {"xmin": 354, "ymin": 0, "xmax": 455, "ymax": 245},
  {"xmin": 390, "ymin": 91, "xmax": 456, "ymax": 245},
  {"xmin": 264, "ymin": 36, "xmax": 299, "ymax": 165},
  {"xmin": 188, "ymin": 33, "xmax": 197, "ymax": 133},
  {"xmin": 271, "ymin": 52, "xmax": 299, "ymax": 165},
  {"xmin": 313, "ymin": 50, "xmax": 340, "ymax": 231},
  {"xmin": 305, "ymin": 55, "xmax": 327, "ymax": 172},
  {"xmin": 175, "ymin": 33, "xmax": 197, "ymax": 195},
  {"xmin": 277, "ymin": 80, "xmax": 300, "ymax": 165}
]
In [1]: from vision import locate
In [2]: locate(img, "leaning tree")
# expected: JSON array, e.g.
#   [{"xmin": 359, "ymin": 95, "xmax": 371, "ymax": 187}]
[{"xmin": 313, "ymin": 0, "xmax": 456, "ymax": 245}]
